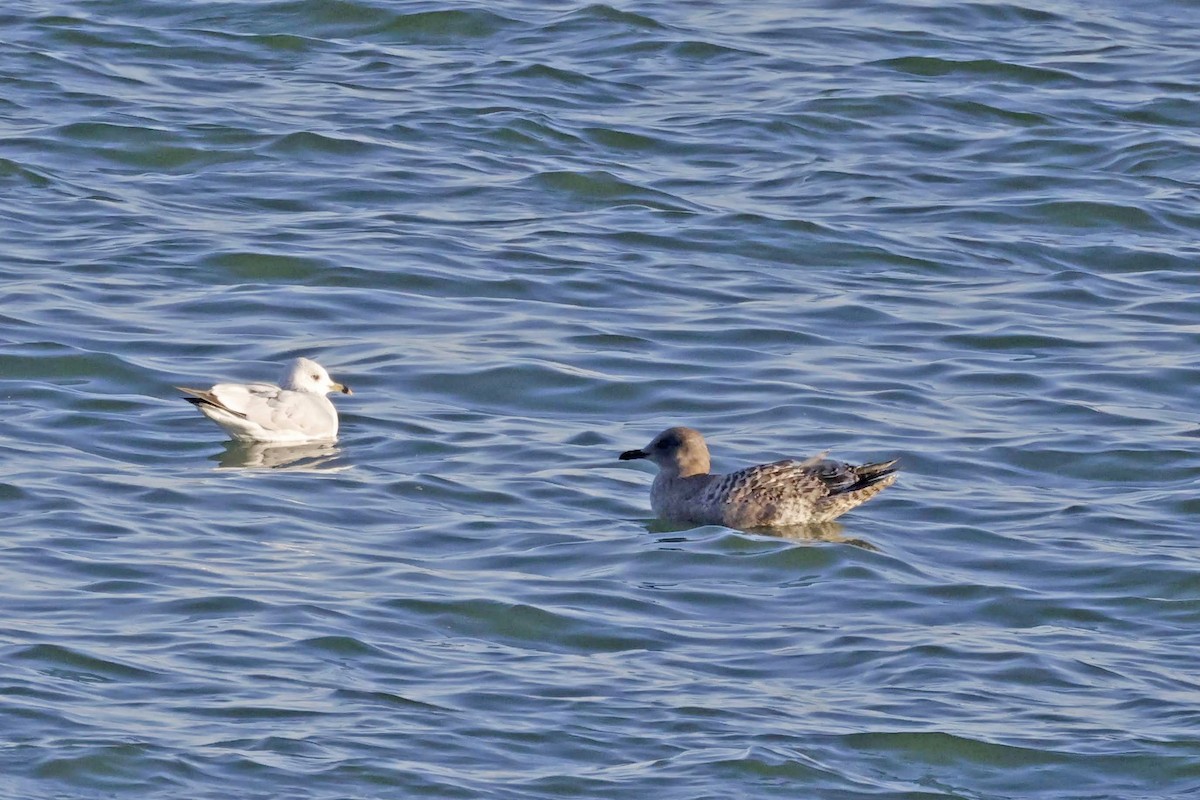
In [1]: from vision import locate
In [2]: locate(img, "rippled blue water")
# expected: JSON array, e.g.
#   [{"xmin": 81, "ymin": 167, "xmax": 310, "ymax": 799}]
[{"xmin": 3, "ymin": 1, "xmax": 1200, "ymax": 797}]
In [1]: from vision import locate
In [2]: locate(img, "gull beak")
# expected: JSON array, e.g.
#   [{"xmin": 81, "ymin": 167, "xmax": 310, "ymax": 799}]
[
  {"xmin": 619, "ymin": 448, "xmax": 647, "ymax": 461},
  {"xmin": 335, "ymin": 382, "xmax": 353, "ymax": 396}
]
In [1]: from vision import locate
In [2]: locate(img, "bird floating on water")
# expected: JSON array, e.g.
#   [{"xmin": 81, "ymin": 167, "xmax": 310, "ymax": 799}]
[
  {"xmin": 178, "ymin": 357, "xmax": 352, "ymax": 443},
  {"xmin": 619, "ymin": 426, "xmax": 897, "ymax": 528}
]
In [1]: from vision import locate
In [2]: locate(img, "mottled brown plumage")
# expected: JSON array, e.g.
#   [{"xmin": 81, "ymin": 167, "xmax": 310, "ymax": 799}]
[{"xmin": 619, "ymin": 426, "xmax": 897, "ymax": 528}]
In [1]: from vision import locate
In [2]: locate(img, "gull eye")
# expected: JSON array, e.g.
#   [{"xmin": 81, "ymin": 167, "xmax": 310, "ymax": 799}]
[{"xmin": 311, "ymin": 374, "xmax": 320, "ymax": 380}]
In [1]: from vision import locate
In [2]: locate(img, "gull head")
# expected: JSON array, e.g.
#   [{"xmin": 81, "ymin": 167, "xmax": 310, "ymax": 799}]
[
  {"xmin": 280, "ymin": 357, "xmax": 352, "ymax": 396},
  {"xmin": 619, "ymin": 426, "xmax": 711, "ymax": 478}
]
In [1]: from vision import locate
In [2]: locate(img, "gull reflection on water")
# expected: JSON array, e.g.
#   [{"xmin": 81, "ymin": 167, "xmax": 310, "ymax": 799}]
[
  {"xmin": 649, "ymin": 518, "xmax": 878, "ymax": 550},
  {"xmin": 762, "ymin": 522, "xmax": 879, "ymax": 551},
  {"xmin": 212, "ymin": 440, "xmax": 349, "ymax": 472}
]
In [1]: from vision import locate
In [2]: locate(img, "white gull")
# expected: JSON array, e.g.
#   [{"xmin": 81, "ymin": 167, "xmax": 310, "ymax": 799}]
[{"xmin": 178, "ymin": 357, "xmax": 352, "ymax": 443}]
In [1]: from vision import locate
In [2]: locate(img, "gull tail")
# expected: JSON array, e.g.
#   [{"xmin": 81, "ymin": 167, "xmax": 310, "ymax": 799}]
[
  {"xmin": 813, "ymin": 458, "xmax": 899, "ymax": 523},
  {"xmin": 177, "ymin": 387, "xmax": 248, "ymax": 419},
  {"xmin": 849, "ymin": 459, "xmax": 898, "ymax": 492}
]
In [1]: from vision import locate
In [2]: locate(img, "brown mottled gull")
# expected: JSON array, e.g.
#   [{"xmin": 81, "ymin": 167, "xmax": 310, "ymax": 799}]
[
  {"xmin": 619, "ymin": 426, "xmax": 897, "ymax": 528},
  {"xmin": 178, "ymin": 357, "xmax": 352, "ymax": 443}
]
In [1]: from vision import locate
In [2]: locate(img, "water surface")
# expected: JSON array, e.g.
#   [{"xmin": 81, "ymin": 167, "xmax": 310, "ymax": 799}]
[{"xmin": 2, "ymin": 1, "xmax": 1200, "ymax": 798}]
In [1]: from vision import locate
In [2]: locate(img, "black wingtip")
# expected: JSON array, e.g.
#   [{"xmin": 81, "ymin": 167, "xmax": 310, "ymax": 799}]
[{"xmin": 856, "ymin": 459, "xmax": 899, "ymax": 490}]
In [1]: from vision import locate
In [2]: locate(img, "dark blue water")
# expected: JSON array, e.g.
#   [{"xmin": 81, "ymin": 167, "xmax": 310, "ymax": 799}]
[{"xmin": 3, "ymin": 2, "xmax": 1200, "ymax": 798}]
